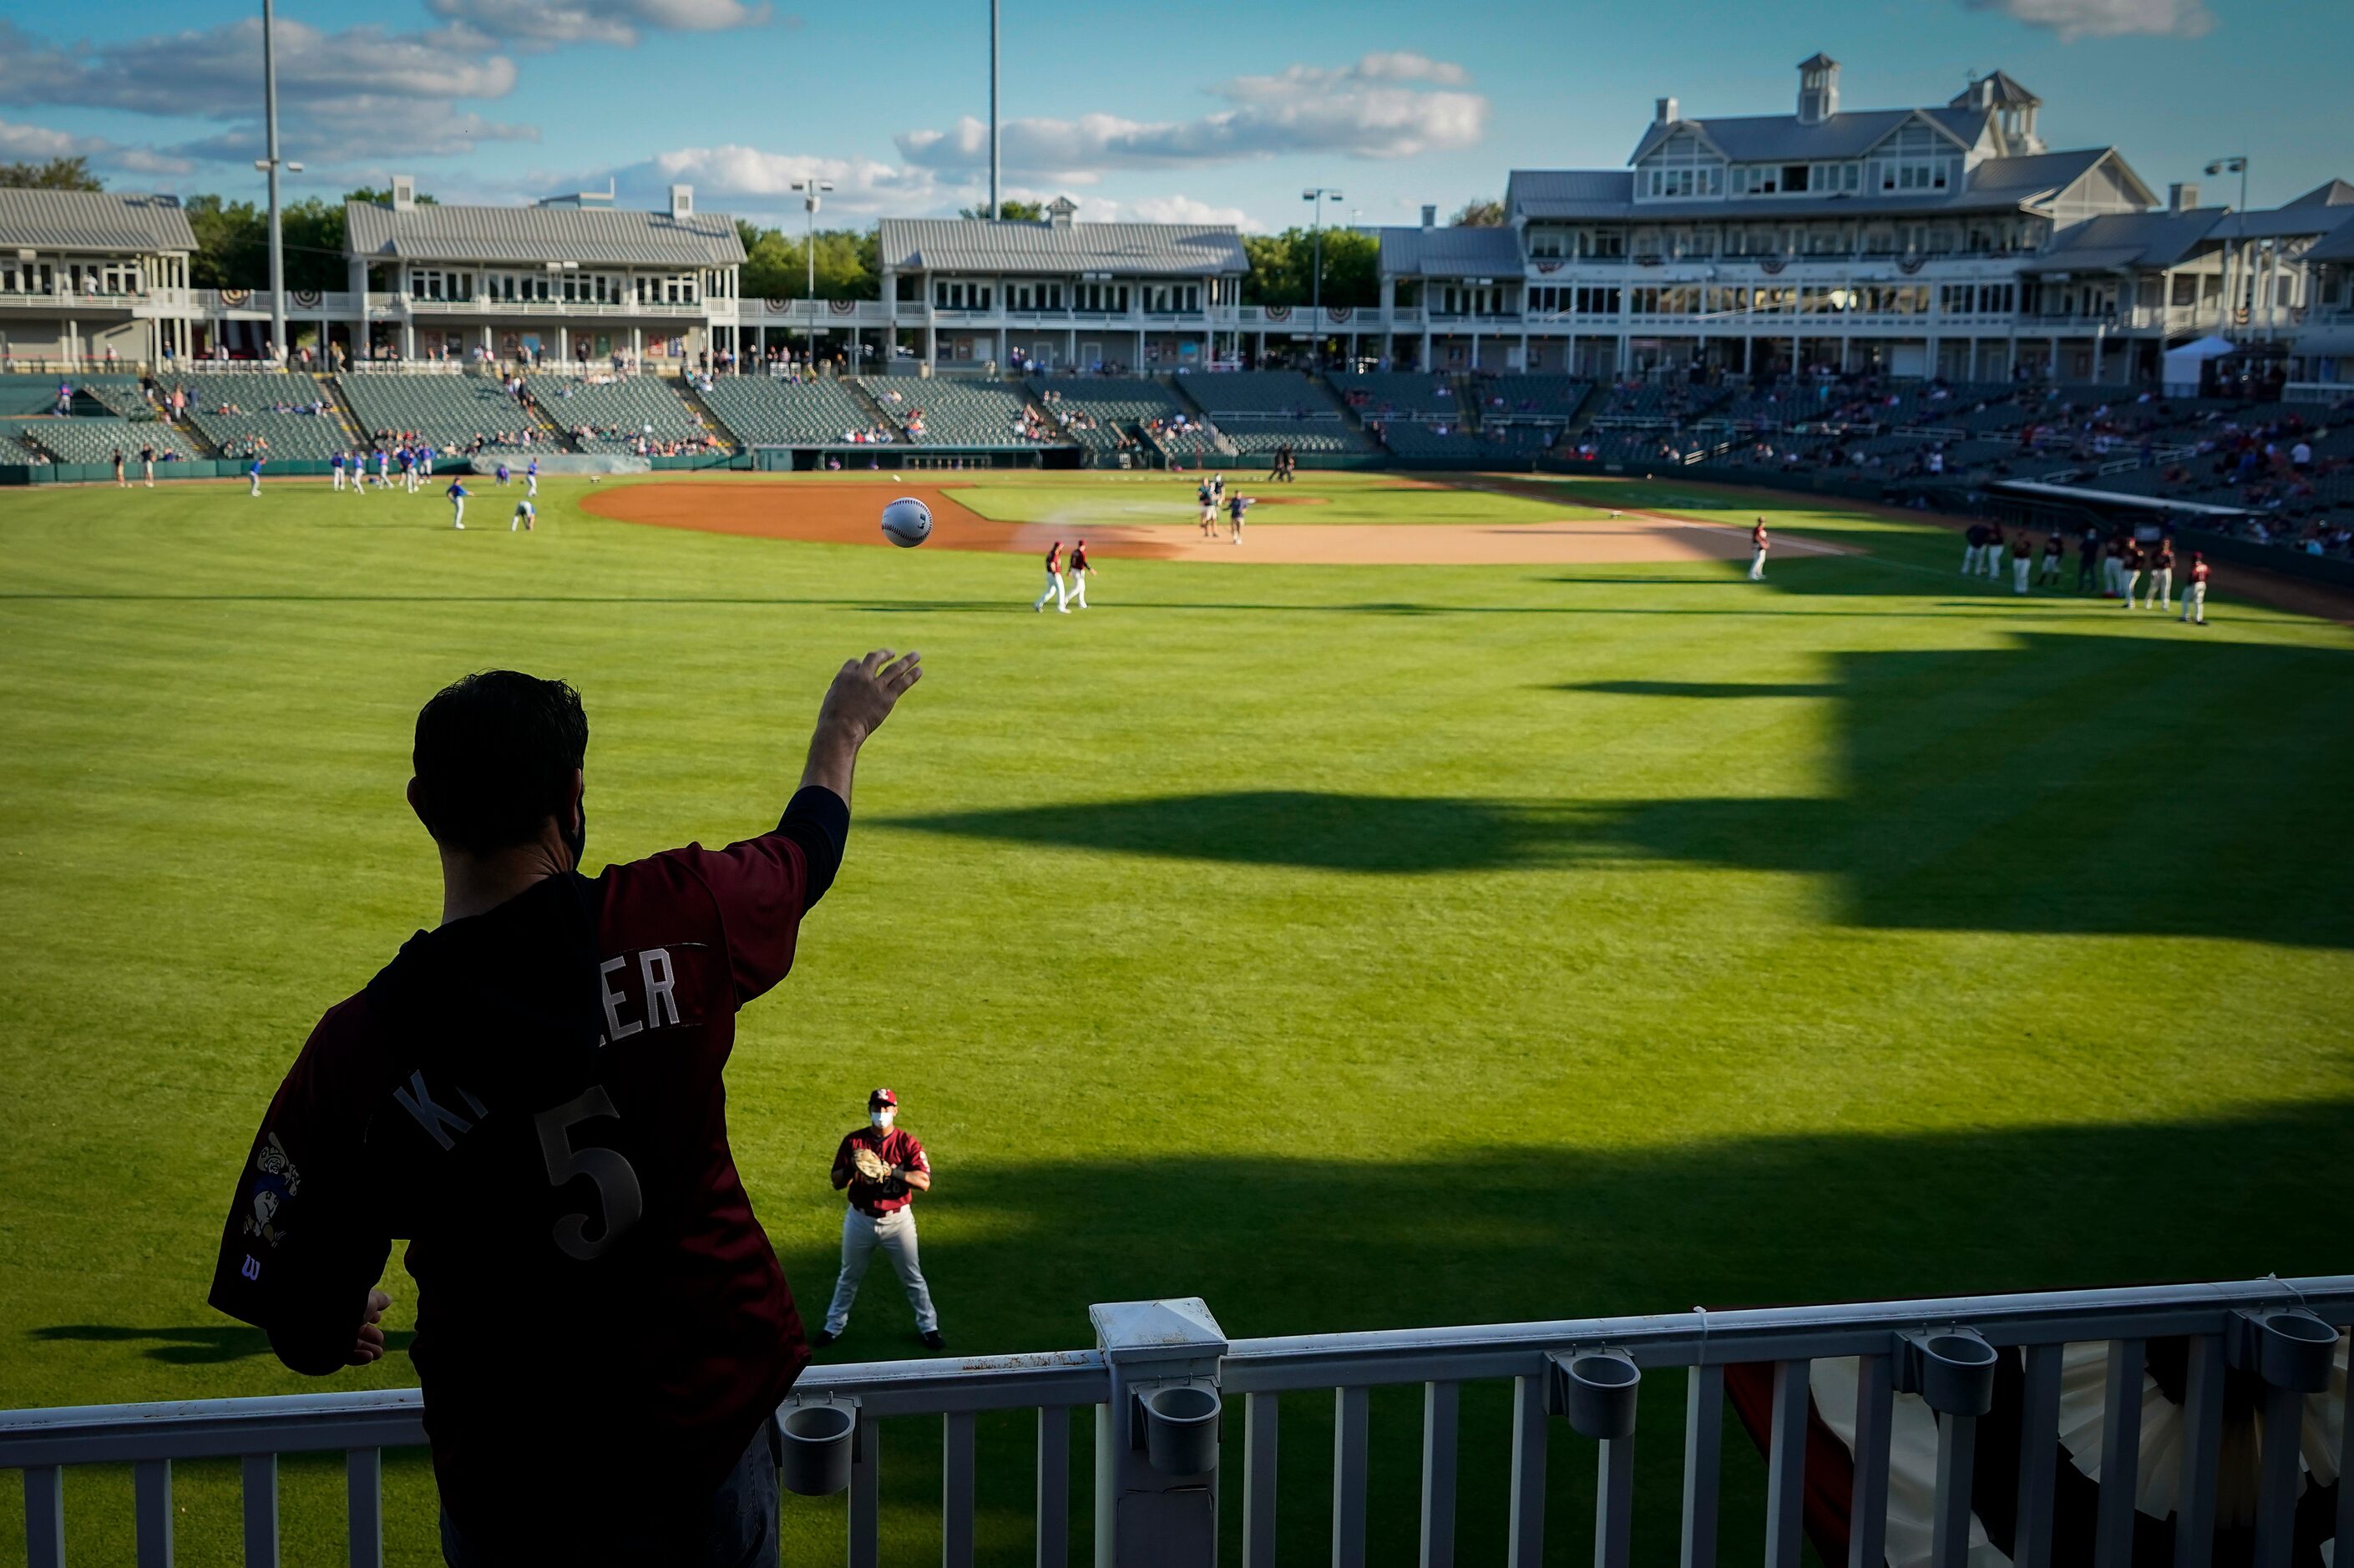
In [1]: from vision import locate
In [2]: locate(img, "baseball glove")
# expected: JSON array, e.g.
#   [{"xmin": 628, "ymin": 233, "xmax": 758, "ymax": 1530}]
[{"xmin": 852, "ymin": 1147, "xmax": 893, "ymax": 1182}]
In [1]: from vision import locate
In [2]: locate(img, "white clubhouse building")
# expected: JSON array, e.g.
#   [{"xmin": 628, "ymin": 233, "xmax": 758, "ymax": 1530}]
[{"xmin": 3, "ymin": 56, "xmax": 2348, "ymax": 391}]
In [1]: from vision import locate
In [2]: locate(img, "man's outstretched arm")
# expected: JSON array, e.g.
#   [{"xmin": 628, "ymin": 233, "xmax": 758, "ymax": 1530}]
[{"xmin": 776, "ymin": 650, "xmax": 921, "ymax": 908}]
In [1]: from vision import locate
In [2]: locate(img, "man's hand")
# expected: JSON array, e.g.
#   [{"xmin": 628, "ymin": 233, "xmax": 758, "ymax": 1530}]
[
  {"xmin": 347, "ymin": 1288, "xmax": 392, "ymax": 1366},
  {"xmin": 819, "ymin": 650, "xmax": 923, "ymax": 746},
  {"xmin": 802, "ymin": 650, "xmax": 922, "ymax": 807}
]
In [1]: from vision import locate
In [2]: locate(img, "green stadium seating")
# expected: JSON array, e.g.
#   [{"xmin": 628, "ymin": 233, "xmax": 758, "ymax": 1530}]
[
  {"xmin": 1329, "ymin": 372, "xmax": 1463, "ymax": 419},
  {"xmin": 856, "ymin": 376, "xmax": 1064, "ymax": 449},
  {"xmin": 0, "ymin": 417, "xmax": 195, "ymax": 464},
  {"xmin": 699, "ymin": 377, "xmax": 899, "ymax": 447},
  {"xmin": 1025, "ymin": 377, "xmax": 1187, "ymax": 457},
  {"xmin": 539, "ymin": 375, "xmax": 722, "ymax": 453},
  {"xmin": 337, "ymin": 372, "xmax": 547, "ymax": 452},
  {"xmin": 180, "ymin": 374, "xmax": 350, "ymax": 462}
]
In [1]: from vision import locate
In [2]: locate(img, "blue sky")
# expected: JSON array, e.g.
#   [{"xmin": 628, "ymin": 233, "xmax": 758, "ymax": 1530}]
[{"xmin": 1, "ymin": 0, "xmax": 2346, "ymax": 230}]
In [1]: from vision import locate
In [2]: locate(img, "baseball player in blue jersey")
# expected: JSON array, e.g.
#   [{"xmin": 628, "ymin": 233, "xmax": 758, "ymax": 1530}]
[
  {"xmin": 248, "ymin": 454, "xmax": 266, "ymax": 497},
  {"xmin": 447, "ymin": 478, "xmax": 469, "ymax": 530},
  {"xmin": 527, "ymin": 458, "xmax": 539, "ymax": 498}
]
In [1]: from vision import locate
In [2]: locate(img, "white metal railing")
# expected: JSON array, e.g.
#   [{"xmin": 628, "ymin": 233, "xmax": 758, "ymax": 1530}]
[{"xmin": 3, "ymin": 1276, "xmax": 2348, "ymax": 1568}]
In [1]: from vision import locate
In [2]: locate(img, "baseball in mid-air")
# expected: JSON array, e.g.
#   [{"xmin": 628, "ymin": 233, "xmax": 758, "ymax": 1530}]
[{"xmin": 881, "ymin": 497, "xmax": 933, "ymax": 548}]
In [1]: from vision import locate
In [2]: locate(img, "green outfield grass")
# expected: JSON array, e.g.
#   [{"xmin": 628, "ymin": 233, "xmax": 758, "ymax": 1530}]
[{"xmin": 2, "ymin": 470, "xmax": 2350, "ymax": 1565}]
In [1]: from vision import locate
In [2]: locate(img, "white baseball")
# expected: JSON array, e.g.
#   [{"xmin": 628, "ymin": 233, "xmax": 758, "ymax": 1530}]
[{"xmin": 880, "ymin": 496, "xmax": 933, "ymax": 548}]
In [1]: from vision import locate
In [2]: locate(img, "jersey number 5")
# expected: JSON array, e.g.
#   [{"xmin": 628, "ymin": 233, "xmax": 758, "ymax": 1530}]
[{"xmin": 534, "ymin": 1087, "xmax": 644, "ymax": 1262}]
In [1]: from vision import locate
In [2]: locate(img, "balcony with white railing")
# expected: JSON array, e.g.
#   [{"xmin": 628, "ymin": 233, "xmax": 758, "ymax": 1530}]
[{"xmin": 5, "ymin": 1275, "xmax": 2348, "ymax": 1568}]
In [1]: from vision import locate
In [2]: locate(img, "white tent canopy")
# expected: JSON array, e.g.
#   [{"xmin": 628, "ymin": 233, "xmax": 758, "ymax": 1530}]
[{"xmin": 2162, "ymin": 335, "xmax": 2236, "ymax": 396}]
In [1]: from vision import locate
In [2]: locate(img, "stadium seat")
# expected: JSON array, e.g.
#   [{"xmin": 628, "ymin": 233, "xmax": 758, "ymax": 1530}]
[
  {"xmin": 699, "ymin": 377, "xmax": 901, "ymax": 448},
  {"xmin": 177, "ymin": 374, "xmax": 352, "ymax": 462},
  {"xmin": 854, "ymin": 376, "xmax": 1064, "ymax": 448}
]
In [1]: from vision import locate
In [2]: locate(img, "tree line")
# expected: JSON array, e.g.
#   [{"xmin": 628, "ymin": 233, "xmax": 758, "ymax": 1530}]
[{"xmin": 5, "ymin": 156, "xmax": 1501, "ymax": 307}]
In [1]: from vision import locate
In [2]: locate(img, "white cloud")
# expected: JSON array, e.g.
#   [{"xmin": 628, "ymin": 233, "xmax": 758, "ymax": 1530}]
[
  {"xmin": 0, "ymin": 17, "xmax": 530, "ymax": 169},
  {"xmin": 1962, "ymin": 0, "xmax": 2214, "ymax": 38},
  {"xmin": 426, "ymin": 0, "xmax": 772, "ymax": 48},
  {"xmin": 1125, "ymin": 194, "xmax": 1263, "ymax": 231},
  {"xmin": 0, "ymin": 116, "xmax": 195, "ymax": 177},
  {"xmin": 895, "ymin": 52, "xmax": 1487, "ymax": 179},
  {"xmin": 593, "ymin": 145, "xmax": 940, "ymax": 217}
]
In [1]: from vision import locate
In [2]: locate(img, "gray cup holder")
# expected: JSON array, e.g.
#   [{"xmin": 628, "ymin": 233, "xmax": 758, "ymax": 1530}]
[
  {"xmin": 1140, "ymin": 1383, "xmax": 1223, "ymax": 1476},
  {"xmin": 778, "ymin": 1402, "xmax": 857, "ymax": 1497}
]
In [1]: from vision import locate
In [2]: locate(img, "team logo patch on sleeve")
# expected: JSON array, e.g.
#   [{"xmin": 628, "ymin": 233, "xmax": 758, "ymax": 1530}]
[{"xmin": 243, "ymin": 1133, "xmax": 302, "ymax": 1247}]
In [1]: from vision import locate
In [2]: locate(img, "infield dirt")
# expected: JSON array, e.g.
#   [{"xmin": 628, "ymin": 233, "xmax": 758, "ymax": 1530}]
[{"xmin": 580, "ymin": 477, "xmax": 1859, "ymax": 566}]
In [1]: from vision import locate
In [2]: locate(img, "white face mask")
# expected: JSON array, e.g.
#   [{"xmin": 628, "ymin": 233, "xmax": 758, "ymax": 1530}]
[{"xmin": 870, "ymin": 1109, "xmax": 895, "ymax": 1131}]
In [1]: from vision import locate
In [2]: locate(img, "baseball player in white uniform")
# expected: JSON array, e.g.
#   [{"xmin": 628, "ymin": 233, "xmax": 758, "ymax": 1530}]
[
  {"xmin": 512, "ymin": 499, "xmax": 535, "ymax": 532},
  {"xmin": 814, "ymin": 1089, "xmax": 943, "ymax": 1349},
  {"xmin": 1064, "ymin": 539, "xmax": 1096, "ymax": 609}
]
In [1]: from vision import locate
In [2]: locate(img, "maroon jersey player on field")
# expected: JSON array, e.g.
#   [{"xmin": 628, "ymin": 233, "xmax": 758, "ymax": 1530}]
[
  {"xmin": 206, "ymin": 648, "xmax": 922, "ymax": 1566},
  {"xmin": 817, "ymin": 1087, "xmax": 942, "ymax": 1348}
]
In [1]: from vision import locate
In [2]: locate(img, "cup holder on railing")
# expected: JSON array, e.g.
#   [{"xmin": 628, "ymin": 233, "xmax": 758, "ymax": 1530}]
[
  {"xmin": 1138, "ymin": 1383, "xmax": 1222, "ymax": 1476},
  {"xmin": 1546, "ymin": 1350, "xmax": 1643, "ymax": 1440},
  {"xmin": 778, "ymin": 1400, "xmax": 858, "ymax": 1496},
  {"xmin": 1899, "ymin": 1328, "xmax": 1998, "ymax": 1416},
  {"xmin": 2230, "ymin": 1308, "xmax": 2341, "ymax": 1393}
]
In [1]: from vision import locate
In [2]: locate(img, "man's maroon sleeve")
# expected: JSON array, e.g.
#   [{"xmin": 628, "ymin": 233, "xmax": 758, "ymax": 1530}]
[
  {"xmin": 207, "ymin": 1001, "xmax": 392, "ymax": 1374},
  {"xmin": 674, "ymin": 785, "xmax": 848, "ymax": 1004}
]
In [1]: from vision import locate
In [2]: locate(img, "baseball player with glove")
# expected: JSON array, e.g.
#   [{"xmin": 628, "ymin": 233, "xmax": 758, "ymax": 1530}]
[{"xmin": 815, "ymin": 1088, "xmax": 942, "ymax": 1348}]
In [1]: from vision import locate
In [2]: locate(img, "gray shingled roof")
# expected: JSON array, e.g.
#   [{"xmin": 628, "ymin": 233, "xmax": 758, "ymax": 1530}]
[
  {"xmin": 2305, "ymin": 225, "xmax": 2354, "ymax": 265},
  {"xmin": 343, "ymin": 201, "xmax": 746, "ymax": 266},
  {"xmin": 1502, "ymin": 147, "xmax": 2119, "ymax": 225},
  {"xmin": 1506, "ymin": 169, "xmax": 1636, "ymax": 220},
  {"xmin": 2025, "ymin": 208, "xmax": 2226, "ymax": 272},
  {"xmin": 2208, "ymin": 188, "xmax": 2354, "ymax": 242},
  {"xmin": 0, "ymin": 189, "xmax": 197, "ymax": 252},
  {"xmin": 877, "ymin": 219, "xmax": 1244, "ymax": 276},
  {"xmin": 1630, "ymin": 106, "xmax": 1987, "ymax": 166},
  {"xmin": 1950, "ymin": 71, "xmax": 2040, "ymax": 109},
  {"xmin": 1374, "ymin": 225, "xmax": 1525, "ymax": 278}
]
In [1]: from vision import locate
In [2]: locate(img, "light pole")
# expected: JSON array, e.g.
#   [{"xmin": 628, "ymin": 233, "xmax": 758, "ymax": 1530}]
[
  {"xmin": 2206, "ymin": 155, "xmax": 2249, "ymax": 335},
  {"xmin": 989, "ymin": 0, "xmax": 1000, "ymax": 220},
  {"xmin": 255, "ymin": 0, "xmax": 303, "ymax": 367},
  {"xmin": 793, "ymin": 179, "xmax": 834, "ymax": 372},
  {"xmin": 1301, "ymin": 186, "xmax": 1342, "ymax": 365}
]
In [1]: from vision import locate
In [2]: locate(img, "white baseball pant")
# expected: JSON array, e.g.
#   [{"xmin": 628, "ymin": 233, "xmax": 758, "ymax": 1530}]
[
  {"xmin": 1961, "ymin": 544, "xmax": 1981, "ymax": 574},
  {"xmin": 2148, "ymin": 567, "xmax": 2172, "ymax": 609},
  {"xmin": 2012, "ymin": 555, "xmax": 2030, "ymax": 594},
  {"xmin": 2180, "ymin": 582, "xmax": 2206, "ymax": 623},
  {"xmin": 2101, "ymin": 557, "xmax": 2121, "ymax": 594},
  {"xmin": 1749, "ymin": 548, "xmax": 1766, "ymax": 581},
  {"xmin": 823, "ymin": 1206, "xmax": 939, "ymax": 1335},
  {"xmin": 1034, "ymin": 570, "xmax": 1067, "ymax": 611},
  {"xmin": 1066, "ymin": 570, "xmax": 1089, "ymax": 608},
  {"xmin": 450, "ymin": 498, "xmax": 466, "ymax": 529},
  {"xmin": 332, "ymin": 468, "xmax": 345, "ymax": 491},
  {"xmin": 2119, "ymin": 569, "xmax": 2139, "ymax": 607},
  {"xmin": 528, "ymin": 474, "xmax": 538, "ymax": 497},
  {"xmin": 249, "ymin": 472, "xmax": 261, "ymax": 497}
]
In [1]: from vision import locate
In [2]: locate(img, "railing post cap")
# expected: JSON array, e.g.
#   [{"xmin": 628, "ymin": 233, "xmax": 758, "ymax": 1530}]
[{"xmin": 1090, "ymin": 1297, "xmax": 1228, "ymax": 1361}]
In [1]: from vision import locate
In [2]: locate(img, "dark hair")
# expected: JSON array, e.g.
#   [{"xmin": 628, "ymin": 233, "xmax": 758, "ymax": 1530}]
[{"xmin": 412, "ymin": 671, "xmax": 587, "ymax": 855}]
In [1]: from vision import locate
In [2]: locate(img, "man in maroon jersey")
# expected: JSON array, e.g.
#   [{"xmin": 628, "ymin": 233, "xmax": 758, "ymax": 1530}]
[
  {"xmin": 814, "ymin": 1087, "xmax": 942, "ymax": 1348},
  {"xmin": 206, "ymin": 647, "xmax": 922, "ymax": 1565}
]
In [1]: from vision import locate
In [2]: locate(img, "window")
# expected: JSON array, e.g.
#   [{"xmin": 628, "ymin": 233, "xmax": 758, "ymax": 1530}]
[
  {"xmin": 1529, "ymin": 229, "xmax": 1565, "ymax": 258},
  {"xmin": 1582, "ymin": 229, "xmax": 1625, "ymax": 258},
  {"xmin": 1782, "ymin": 165, "xmax": 1811, "ymax": 194}
]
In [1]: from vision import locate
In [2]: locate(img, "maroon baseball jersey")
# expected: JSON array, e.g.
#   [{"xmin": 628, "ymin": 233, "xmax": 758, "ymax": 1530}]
[
  {"xmin": 1068, "ymin": 544, "xmax": 1090, "ymax": 573},
  {"xmin": 832, "ymin": 1126, "xmax": 931, "ymax": 1214},
  {"xmin": 2191, "ymin": 559, "xmax": 2211, "ymax": 584},
  {"xmin": 208, "ymin": 800, "xmax": 842, "ymax": 1548},
  {"xmin": 1044, "ymin": 544, "xmax": 1061, "ymax": 573},
  {"xmin": 1751, "ymin": 523, "xmax": 1768, "ymax": 548}
]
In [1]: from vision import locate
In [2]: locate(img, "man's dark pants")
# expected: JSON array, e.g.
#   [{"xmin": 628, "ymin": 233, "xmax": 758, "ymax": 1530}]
[{"xmin": 439, "ymin": 1420, "xmax": 781, "ymax": 1567}]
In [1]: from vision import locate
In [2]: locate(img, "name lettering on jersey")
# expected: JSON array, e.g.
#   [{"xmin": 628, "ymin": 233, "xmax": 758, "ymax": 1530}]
[
  {"xmin": 394, "ymin": 1070, "xmax": 489, "ymax": 1152},
  {"xmin": 597, "ymin": 947, "xmax": 684, "ymax": 1046}
]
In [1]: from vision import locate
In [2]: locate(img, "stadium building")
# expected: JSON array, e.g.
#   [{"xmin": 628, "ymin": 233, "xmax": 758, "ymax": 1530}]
[
  {"xmin": 1370, "ymin": 58, "xmax": 2350, "ymax": 386},
  {"xmin": 0, "ymin": 189, "xmax": 198, "ymax": 367}
]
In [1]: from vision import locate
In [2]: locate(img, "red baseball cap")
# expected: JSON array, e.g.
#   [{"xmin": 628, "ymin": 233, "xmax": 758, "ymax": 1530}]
[{"xmin": 869, "ymin": 1088, "xmax": 898, "ymax": 1108}]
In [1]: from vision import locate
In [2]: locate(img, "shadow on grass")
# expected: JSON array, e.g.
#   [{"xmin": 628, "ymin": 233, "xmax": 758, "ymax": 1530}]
[
  {"xmin": 796, "ymin": 1101, "xmax": 2354, "ymax": 1568},
  {"xmin": 1565, "ymin": 680, "xmax": 1839, "ymax": 699},
  {"xmin": 28, "ymin": 1323, "xmax": 415, "ymax": 1365},
  {"xmin": 890, "ymin": 633, "xmax": 2354, "ymax": 947}
]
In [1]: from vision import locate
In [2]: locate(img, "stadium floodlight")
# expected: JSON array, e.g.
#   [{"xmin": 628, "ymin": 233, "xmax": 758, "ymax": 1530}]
[
  {"xmin": 2205, "ymin": 156, "xmax": 2251, "ymax": 336},
  {"xmin": 792, "ymin": 180, "xmax": 837, "ymax": 370},
  {"xmin": 1301, "ymin": 187, "xmax": 1344, "ymax": 365}
]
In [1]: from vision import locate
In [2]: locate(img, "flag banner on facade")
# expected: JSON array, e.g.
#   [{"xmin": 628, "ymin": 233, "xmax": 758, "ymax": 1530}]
[
  {"xmin": 1327, "ymin": 306, "xmax": 1353, "ymax": 324},
  {"xmin": 830, "ymin": 299, "xmax": 856, "ymax": 315},
  {"xmin": 1263, "ymin": 305, "xmax": 1292, "ymax": 322},
  {"xmin": 766, "ymin": 298, "xmax": 792, "ymax": 313},
  {"xmin": 220, "ymin": 289, "xmax": 252, "ymax": 306},
  {"xmin": 1759, "ymin": 258, "xmax": 1787, "ymax": 276}
]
